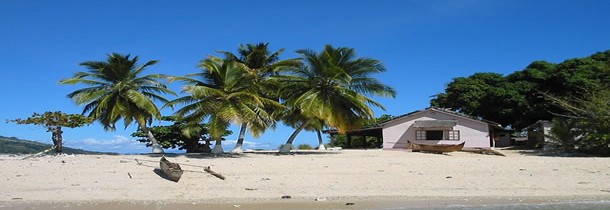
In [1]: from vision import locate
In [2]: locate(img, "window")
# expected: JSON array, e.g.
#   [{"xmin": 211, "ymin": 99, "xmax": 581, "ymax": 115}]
[
  {"xmin": 447, "ymin": 130, "xmax": 460, "ymax": 140},
  {"xmin": 426, "ymin": 130, "xmax": 443, "ymax": 140},
  {"xmin": 416, "ymin": 130, "xmax": 425, "ymax": 140},
  {"xmin": 415, "ymin": 130, "xmax": 460, "ymax": 140}
]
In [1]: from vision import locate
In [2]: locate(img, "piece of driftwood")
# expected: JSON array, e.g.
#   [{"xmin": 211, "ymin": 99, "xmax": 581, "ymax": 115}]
[
  {"xmin": 160, "ymin": 157, "xmax": 184, "ymax": 182},
  {"xmin": 463, "ymin": 148, "xmax": 506, "ymax": 156},
  {"xmin": 204, "ymin": 166, "xmax": 226, "ymax": 180},
  {"xmin": 22, "ymin": 145, "xmax": 57, "ymax": 160}
]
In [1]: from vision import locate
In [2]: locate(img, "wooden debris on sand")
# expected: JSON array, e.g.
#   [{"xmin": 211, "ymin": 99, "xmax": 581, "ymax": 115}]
[
  {"xmin": 159, "ymin": 157, "xmax": 184, "ymax": 182},
  {"xmin": 204, "ymin": 166, "xmax": 226, "ymax": 180},
  {"xmin": 22, "ymin": 145, "xmax": 57, "ymax": 160},
  {"xmin": 462, "ymin": 148, "xmax": 506, "ymax": 156}
]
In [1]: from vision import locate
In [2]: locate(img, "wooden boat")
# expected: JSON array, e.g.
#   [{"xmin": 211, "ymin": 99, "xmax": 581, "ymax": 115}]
[
  {"xmin": 408, "ymin": 141, "xmax": 465, "ymax": 153},
  {"xmin": 159, "ymin": 156, "xmax": 183, "ymax": 182}
]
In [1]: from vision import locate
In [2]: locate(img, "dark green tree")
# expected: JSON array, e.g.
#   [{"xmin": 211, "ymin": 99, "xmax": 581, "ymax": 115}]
[
  {"xmin": 544, "ymin": 89, "xmax": 610, "ymax": 156},
  {"xmin": 8, "ymin": 111, "xmax": 94, "ymax": 152},
  {"xmin": 431, "ymin": 50, "xmax": 610, "ymax": 130},
  {"xmin": 131, "ymin": 117, "xmax": 232, "ymax": 153}
]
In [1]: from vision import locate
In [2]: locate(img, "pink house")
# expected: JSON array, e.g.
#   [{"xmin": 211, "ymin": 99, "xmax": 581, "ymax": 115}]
[{"xmin": 382, "ymin": 108, "xmax": 504, "ymax": 150}]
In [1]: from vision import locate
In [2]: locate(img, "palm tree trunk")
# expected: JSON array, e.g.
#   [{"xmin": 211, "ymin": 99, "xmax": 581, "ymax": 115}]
[
  {"xmin": 138, "ymin": 121, "xmax": 163, "ymax": 154},
  {"xmin": 316, "ymin": 129, "xmax": 326, "ymax": 150},
  {"xmin": 212, "ymin": 138, "xmax": 224, "ymax": 154},
  {"xmin": 279, "ymin": 120, "xmax": 312, "ymax": 154},
  {"xmin": 230, "ymin": 122, "xmax": 248, "ymax": 154}
]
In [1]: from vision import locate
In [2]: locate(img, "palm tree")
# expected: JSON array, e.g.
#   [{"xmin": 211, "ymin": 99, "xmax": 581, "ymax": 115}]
[
  {"xmin": 545, "ymin": 117, "xmax": 582, "ymax": 153},
  {"xmin": 60, "ymin": 53, "xmax": 175, "ymax": 153},
  {"xmin": 277, "ymin": 45, "xmax": 396, "ymax": 153},
  {"xmin": 168, "ymin": 56, "xmax": 282, "ymax": 154},
  {"xmin": 279, "ymin": 108, "xmax": 327, "ymax": 150},
  {"xmin": 220, "ymin": 43, "xmax": 301, "ymax": 153}
]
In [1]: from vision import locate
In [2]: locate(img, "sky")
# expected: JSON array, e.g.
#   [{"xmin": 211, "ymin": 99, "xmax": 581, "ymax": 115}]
[{"xmin": 1, "ymin": 0, "xmax": 609, "ymax": 154}]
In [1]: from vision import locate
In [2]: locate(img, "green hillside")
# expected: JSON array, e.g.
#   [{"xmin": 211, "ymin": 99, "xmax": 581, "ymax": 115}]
[{"xmin": 0, "ymin": 135, "xmax": 115, "ymax": 154}]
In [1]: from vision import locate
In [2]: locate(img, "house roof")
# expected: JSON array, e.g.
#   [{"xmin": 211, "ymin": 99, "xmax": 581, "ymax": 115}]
[
  {"xmin": 522, "ymin": 120, "xmax": 553, "ymax": 131},
  {"xmin": 380, "ymin": 107, "xmax": 503, "ymax": 129},
  {"xmin": 324, "ymin": 107, "xmax": 504, "ymax": 134}
]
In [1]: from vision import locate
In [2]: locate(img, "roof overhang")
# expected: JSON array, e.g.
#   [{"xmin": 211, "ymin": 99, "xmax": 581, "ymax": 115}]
[{"xmin": 412, "ymin": 120, "xmax": 457, "ymax": 128}]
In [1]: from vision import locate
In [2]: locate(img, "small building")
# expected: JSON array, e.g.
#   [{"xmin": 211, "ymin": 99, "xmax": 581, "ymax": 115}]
[
  {"xmin": 522, "ymin": 120, "xmax": 553, "ymax": 148},
  {"xmin": 325, "ymin": 107, "xmax": 508, "ymax": 149},
  {"xmin": 382, "ymin": 108, "xmax": 505, "ymax": 149}
]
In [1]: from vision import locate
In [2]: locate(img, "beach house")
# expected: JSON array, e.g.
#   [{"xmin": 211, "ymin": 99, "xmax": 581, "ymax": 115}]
[
  {"xmin": 326, "ymin": 107, "xmax": 508, "ymax": 149},
  {"xmin": 381, "ymin": 108, "xmax": 506, "ymax": 150}
]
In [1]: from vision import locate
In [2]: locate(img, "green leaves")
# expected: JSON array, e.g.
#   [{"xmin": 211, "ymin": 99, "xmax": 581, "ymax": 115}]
[
  {"xmin": 431, "ymin": 50, "xmax": 610, "ymax": 130},
  {"xmin": 9, "ymin": 111, "xmax": 94, "ymax": 130},
  {"xmin": 280, "ymin": 45, "xmax": 396, "ymax": 133},
  {"xmin": 61, "ymin": 53, "xmax": 174, "ymax": 131}
]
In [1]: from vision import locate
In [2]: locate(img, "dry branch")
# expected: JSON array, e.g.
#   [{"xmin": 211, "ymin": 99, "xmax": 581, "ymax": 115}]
[
  {"xmin": 204, "ymin": 166, "xmax": 226, "ymax": 180},
  {"xmin": 22, "ymin": 145, "xmax": 57, "ymax": 160}
]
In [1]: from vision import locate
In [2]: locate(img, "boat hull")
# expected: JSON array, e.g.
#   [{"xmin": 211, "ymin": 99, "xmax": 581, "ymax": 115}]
[
  {"xmin": 408, "ymin": 141, "xmax": 465, "ymax": 153},
  {"xmin": 160, "ymin": 157, "xmax": 183, "ymax": 182}
]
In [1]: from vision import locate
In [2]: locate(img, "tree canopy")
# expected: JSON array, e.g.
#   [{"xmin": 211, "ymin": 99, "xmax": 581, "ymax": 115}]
[
  {"xmin": 431, "ymin": 50, "xmax": 610, "ymax": 156},
  {"xmin": 60, "ymin": 53, "xmax": 176, "ymax": 153},
  {"xmin": 276, "ymin": 45, "xmax": 396, "ymax": 153},
  {"xmin": 131, "ymin": 116, "xmax": 232, "ymax": 153},
  {"xmin": 8, "ymin": 111, "xmax": 93, "ymax": 152},
  {"xmin": 431, "ymin": 50, "xmax": 610, "ymax": 130}
]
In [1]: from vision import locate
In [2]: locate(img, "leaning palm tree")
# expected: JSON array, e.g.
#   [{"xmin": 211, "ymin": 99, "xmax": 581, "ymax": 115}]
[
  {"xmin": 277, "ymin": 45, "xmax": 396, "ymax": 153},
  {"xmin": 168, "ymin": 56, "xmax": 282, "ymax": 154},
  {"xmin": 60, "ymin": 53, "xmax": 175, "ymax": 153},
  {"xmin": 219, "ymin": 43, "xmax": 301, "ymax": 153},
  {"xmin": 278, "ymin": 108, "xmax": 327, "ymax": 150}
]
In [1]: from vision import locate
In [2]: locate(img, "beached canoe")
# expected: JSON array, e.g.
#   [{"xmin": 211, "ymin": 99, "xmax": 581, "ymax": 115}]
[
  {"xmin": 408, "ymin": 141, "xmax": 465, "ymax": 153},
  {"xmin": 159, "ymin": 156, "xmax": 183, "ymax": 182}
]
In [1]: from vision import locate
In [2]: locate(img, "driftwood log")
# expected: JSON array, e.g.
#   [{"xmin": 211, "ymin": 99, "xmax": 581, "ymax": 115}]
[
  {"xmin": 204, "ymin": 166, "xmax": 226, "ymax": 180},
  {"xmin": 463, "ymin": 148, "xmax": 506, "ymax": 156},
  {"xmin": 22, "ymin": 145, "xmax": 57, "ymax": 160}
]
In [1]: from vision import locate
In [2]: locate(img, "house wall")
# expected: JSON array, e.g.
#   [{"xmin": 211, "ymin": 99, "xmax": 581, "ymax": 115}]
[
  {"xmin": 382, "ymin": 110, "xmax": 491, "ymax": 149},
  {"xmin": 526, "ymin": 120, "xmax": 554, "ymax": 149},
  {"xmin": 541, "ymin": 121, "xmax": 554, "ymax": 143},
  {"xmin": 493, "ymin": 131, "xmax": 512, "ymax": 147}
]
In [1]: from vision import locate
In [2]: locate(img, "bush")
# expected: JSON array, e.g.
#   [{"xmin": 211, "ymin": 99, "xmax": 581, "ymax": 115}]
[
  {"xmin": 277, "ymin": 144, "xmax": 295, "ymax": 150},
  {"xmin": 297, "ymin": 144, "xmax": 313, "ymax": 150}
]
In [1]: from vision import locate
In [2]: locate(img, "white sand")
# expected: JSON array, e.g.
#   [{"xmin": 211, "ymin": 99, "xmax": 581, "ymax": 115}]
[{"xmin": 1, "ymin": 149, "xmax": 609, "ymax": 203}]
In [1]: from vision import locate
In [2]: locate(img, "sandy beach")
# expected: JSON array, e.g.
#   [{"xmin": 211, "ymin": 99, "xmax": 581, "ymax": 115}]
[{"xmin": 1, "ymin": 149, "xmax": 609, "ymax": 209}]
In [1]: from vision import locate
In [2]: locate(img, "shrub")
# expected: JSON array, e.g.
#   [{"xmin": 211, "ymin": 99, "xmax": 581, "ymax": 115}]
[{"xmin": 297, "ymin": 144, "xmax": 313, "ymax": 150}]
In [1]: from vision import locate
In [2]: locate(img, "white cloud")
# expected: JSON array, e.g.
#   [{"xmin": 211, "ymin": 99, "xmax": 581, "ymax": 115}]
[
  {"xmin": 66, "ymin": 136, "xmax": 276, "ymax": 154},
  {"xmin": 222, "ymin": 139, "xmax": 272, "ymax": 150},
  {"xmin": 66, "ymin": 135, "xmax": 151, "ymax": 154}
]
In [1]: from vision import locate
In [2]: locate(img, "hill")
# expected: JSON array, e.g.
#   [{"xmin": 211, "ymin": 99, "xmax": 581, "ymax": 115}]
[{"xmin": 0, "ymin": 135, "xmax": 115, "ymax": 154}]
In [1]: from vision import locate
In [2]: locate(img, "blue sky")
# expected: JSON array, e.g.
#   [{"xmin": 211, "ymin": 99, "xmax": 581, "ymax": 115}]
[{"xmin": 1, "ymin": 0, "xmax": 609, "ymax": 153}]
